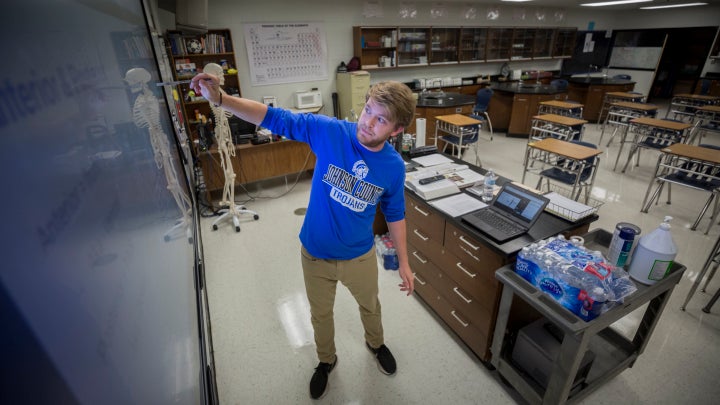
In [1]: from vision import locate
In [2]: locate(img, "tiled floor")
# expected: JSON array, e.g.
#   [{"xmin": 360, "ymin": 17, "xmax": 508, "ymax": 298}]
[{"xmin": 200, "ymin": 108, "xmax": 719, "ymax": 404}]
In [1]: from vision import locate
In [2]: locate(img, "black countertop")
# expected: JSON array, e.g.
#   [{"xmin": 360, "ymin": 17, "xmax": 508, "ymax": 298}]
[
  {"xmin": 490, "ymin": 82, "xmax": 566, "ymax": 95},
  {"xmin": 404, "ymin": 157, "xmax": 598, "ymax": 258},
  {"xmin": 568, "ymin": 77, "xmax": 635, "ymax": 86},
  {"xmin": 415, "ymin": 92, "xmax": 476, "ymax": 107}
]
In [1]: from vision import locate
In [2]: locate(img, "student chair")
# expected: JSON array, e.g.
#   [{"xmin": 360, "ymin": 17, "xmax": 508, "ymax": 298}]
[
  {"xmin": 469, "ymin": 88, "xmax": 494, "ymax": 141},
  {"xmin": 550, "ymin": 79, "xmax": 568, "ymax": 91},
  {"xmin": 535, "ymin": 140, "xmax": 600, "ymax": 203},
  {"xmin": 640, "ymin": 144, "xmax": 720, "ymax": 234}
]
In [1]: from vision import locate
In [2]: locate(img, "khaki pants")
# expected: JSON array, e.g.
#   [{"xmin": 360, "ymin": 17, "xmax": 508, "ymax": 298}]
[{"xmin": 301, "ymin": 246, "xmax": 384, "ymax": 364}]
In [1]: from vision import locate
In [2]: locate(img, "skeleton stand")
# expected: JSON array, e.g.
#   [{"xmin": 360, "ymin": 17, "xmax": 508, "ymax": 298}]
[{"xmin": 207, "ymin": 86, "xmax": 259, "ymax": 232}]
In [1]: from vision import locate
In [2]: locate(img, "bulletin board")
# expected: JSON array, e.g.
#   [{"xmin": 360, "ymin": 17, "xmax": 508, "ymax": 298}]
[{"xmin": 244, "ymin": 22, "xmax": 328, "ymax": 86}]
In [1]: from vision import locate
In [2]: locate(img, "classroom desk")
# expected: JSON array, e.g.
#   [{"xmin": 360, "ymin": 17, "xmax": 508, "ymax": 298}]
[
  {"xmin": 522, "ymin": 138, "xmax": 602, "ymax": 202},
  {"xmin": 689, "ymin": 105, "xmax": 720, "ymax": 144},
  {"xmin": 529, "ymin": 114, "xmax": 588, "ymax": 142},
  {"xmin": 640, "ymin": 143, "xmax": 720, "ymax": 234},
  {"xmin": 597, "ymin": 92, "xmax": 646, "ymax": 126},
  {"xmin": 434, "ymin": 113, "xmax": 483, "ymax": 163},
  {"xmin": 538, "ymin": 100, "xmax": 584, "ymax": 118},
  {"xmin": 665, "ymin": 93, "xmax": 720, "ymax": 122},
  {"xmin": 617, "ymin": 117, "xmax": 693, "ymax": 173},
  {"xmin": 599, "ymin": 101, "xmax": 659, "ymax": 147}
]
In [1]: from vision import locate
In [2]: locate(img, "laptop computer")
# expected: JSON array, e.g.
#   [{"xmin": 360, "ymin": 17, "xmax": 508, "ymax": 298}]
[{"xmin": 461, "ymin": 183, "xmax": 550, "ymax": 243}]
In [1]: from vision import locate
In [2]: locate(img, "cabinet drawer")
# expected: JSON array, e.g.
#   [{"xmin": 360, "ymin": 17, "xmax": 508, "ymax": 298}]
[
  {"xmin": 430, "ymin": 266, "xmax": 495, "ymax": 333},
  {"xmin": 406, "ymin": 194, "xmax": 445, "ymax": 243},
  {"xmin": 407, "ymin": 221, "xmax": 445, "ymax": 259},
  {"xmin": 416, "ymin": 286, "xmax": 489, "ymax": 360},
  {"xmin": 408, "ymin": 241, "xmax": 443, "ymax": 285},
  {"xmin": 443, "ymin": 222, "xmax": 506, "ymax": 280}
]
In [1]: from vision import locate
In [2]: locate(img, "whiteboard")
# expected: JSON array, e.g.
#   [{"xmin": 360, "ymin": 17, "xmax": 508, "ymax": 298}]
[{"xmin": 609, "ymin": 46, "xmax": 663, "ymax": 70}]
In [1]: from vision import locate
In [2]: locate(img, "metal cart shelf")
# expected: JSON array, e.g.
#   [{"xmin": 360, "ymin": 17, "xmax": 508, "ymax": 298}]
[{"xmin": 490, "ymin": 229, "xmax": 686, "ymax": 405}]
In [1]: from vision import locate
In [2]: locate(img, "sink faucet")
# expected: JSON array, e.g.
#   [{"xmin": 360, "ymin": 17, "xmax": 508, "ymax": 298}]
[
  {"xmin": 587, "ymin": 64, "xmax": 600, "ymax": 78},
  {"xmin": 429, "ymin": 78, "xmax": 444, "ymax": 96}
]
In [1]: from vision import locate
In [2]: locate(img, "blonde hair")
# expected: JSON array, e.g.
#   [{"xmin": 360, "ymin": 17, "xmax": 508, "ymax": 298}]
[{"xmin": 365, "ymin": 81, "xmax": 417, "ymax": 129}]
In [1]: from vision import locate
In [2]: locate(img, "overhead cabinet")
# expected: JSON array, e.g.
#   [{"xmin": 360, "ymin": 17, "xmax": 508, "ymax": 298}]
[{"xmin": 354, "ymin": 26, "xmax": 577, "ymax": 69}]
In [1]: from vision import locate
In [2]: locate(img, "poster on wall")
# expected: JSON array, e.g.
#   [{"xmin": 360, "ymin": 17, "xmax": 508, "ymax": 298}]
[{"xmin": 244, "ymin": 22, "xmax": 328, "ymax": 86}]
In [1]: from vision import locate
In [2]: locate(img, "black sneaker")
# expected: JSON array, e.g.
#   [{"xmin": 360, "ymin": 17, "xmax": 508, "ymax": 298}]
[
  {"xmin": 309, "ymin": 356, "xmax": 337, "ymax": 399},
  {"xmin": 366, "ymin": 342, "xmax": 396, "ymax": 375}
]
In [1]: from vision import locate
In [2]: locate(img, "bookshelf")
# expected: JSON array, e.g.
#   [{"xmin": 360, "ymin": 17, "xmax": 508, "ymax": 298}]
[{"xmin": 165, "ymin": 28, "xmax": 241, "ymax": 149}]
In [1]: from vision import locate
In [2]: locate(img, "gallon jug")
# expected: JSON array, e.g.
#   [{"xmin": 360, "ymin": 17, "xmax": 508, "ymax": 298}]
[{"xmin": 628, "ymin": 216, "xmax": 677, "ymax": 285}]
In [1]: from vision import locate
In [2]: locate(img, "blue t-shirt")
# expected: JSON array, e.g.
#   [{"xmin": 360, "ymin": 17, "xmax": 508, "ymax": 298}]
[{"xmin": 261, "ymin": 107, "xmax": 406, "ymax": 260}]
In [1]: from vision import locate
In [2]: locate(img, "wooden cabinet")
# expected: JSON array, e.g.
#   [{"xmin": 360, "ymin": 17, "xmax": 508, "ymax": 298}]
[
  {"xmin": 510, "ymin": 28, "xmax": 535, "ymax": 61},
  {"xmin": 199, "ymin": 140, "xmax": 315, "ymax": 200},
  {"xmin": 487, "ymin": 28, "xmax": 513, "ymax": 61},
  {"xmin": 354, "ymin": 26, "xmax": 575, "ymax": 68},
  {"xmin": 459, "ymin": 28, "xmax": 488, "ymax": 63},
  {"xmin": 165, "ymin": 29, "xmax": 240, "ymax": 146},
  {"xmin": 533, "ymin": 28, "xmax": 555, "ymax": 59},
  {"xmin": 429, "ymin": 27, "xmax": 459, "ymax": 65},
  {"xmin": 567, "ymin": 82, "xmax": 635, "ymax": 122},
  {"xmin": 510, "ymin": 93, "xmax": 567, "ymax": 136},
  {"xmin": 406, "ymin": 192, "xmax": 509, "ymax": 361},
  {"xmin": 553, "ymin": 28, "xmax": 577, "ymax": 58},
  {"xmin": 397, "ymin": 27, "xmax": 430, "ymax": 67},
  {"xmin": 353, "ymin": 26, "xmax": 397, "ymax": 69}
]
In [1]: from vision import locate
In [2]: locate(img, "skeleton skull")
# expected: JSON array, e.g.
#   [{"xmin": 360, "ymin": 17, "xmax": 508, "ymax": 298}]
[{"xmin": 124, "ymin": 68, "xmax": 151, "ymax": 93}]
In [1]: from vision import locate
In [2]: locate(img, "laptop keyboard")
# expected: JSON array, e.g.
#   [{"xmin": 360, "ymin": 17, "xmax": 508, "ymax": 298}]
[{"xmin": 473, "ymin": 210, "xmax": 524, "ymax": 234}]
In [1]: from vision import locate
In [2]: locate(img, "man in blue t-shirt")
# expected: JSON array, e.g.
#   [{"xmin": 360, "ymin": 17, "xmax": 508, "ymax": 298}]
[{"xmin": 191, "ymin": 75, "xmax": 416, "ymax": 400}]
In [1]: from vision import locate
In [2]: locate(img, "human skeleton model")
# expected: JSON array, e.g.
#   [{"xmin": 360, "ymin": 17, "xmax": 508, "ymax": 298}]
[
  {"xmin": 204, "ymin": 63, "xmax": 259, "ymax": 232},
  {"xmin": 125, "ymin": 68, "xmax": 192, "ymax": 242}
]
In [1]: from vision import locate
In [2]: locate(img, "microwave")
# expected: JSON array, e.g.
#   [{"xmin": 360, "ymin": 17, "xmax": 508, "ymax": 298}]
[{"xmin": 294, "ymin": 90, "xmax": 322, "ymax": 109}]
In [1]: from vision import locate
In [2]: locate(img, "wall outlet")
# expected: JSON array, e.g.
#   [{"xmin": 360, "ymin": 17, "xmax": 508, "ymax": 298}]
[{"xmin": 262, "ymin": 96, "xmax": 277, "ymax": 107}]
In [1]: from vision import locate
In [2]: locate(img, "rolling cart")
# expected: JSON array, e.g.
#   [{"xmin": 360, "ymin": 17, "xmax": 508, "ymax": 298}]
[{"xmin": 490, "ymin": 229, "xmax": 686, "ymax": 405}]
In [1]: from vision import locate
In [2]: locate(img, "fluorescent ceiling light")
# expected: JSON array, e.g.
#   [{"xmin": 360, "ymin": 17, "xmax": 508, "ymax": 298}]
[
  {"xmin": 640, "ymin": 2, "xmax": 707, "ymax": 9},
  {"xmin": 501, "ymin": 0, "xmax": 533, "ymax": 2},
  {"xmin": 581, "ymin": 0, "xmax": 652, "ymax": 6}
]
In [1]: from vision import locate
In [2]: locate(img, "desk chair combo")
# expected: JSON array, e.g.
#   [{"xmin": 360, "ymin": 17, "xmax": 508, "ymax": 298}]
[
  {"xmin": 598, "ymin": 101, "xmax": 658, "ymax": 148},
  {"xmin": 640, "ymin": 143, "xmax": 720, "ymax": 235},
  {"xmin": 664, "ymin": 93, "xmax": 720, "ymax": 122},
  {"xmin": 688, "ymin": 105, "xmax": 720, "ymax": 145},
  {"xmin": 522, "ymin": 138, "xmax": 602, "ymax": 204},
  {"xmin": 617, "ymin": 117, "xmax": 692, "ymax": 173},
  {"xmin": 681, "ymin": 232, "xmax": 720, "ymax": 314},
  {"xmin": 434, "ymin": 113, "xmax": 483, "ymax": 166}
]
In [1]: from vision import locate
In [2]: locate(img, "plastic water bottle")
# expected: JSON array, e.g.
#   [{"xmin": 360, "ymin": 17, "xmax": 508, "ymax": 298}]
[{"xmin": 482, "ymin": 169, "xmax": 495, "ymax": 202}]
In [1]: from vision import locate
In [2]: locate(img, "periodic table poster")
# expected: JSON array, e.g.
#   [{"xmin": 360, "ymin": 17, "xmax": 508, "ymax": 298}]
[{"xmin": 244, "ymin": 22, "xmax": 328, "ymax": 86}]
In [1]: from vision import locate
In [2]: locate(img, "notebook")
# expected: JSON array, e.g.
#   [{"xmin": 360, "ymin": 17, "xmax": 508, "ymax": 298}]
[{"xmin": 461, "ymin": 183, "xmax": 550, "ymax": 243}]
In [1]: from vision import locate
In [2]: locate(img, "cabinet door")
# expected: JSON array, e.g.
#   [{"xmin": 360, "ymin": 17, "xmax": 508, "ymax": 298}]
[
  {"xmin": 397, "ymin": 27, "xmax": 429, "ymax": 67},
  {"xmin": 511, "ymin": 28, "xmax": 534, "ymax": 61},
  {"xmin": 533, "ymin": 29, "xmax": 555, "ymax": 59},
  {"xmin": 354, "ymin": 26, "xmax": 397, "ymax": 70},
  {"xmin": 459, "ymin": 27, "xmax": 488, "ymax": 63},
  {"xmin": 487, "ymin": 27, "xmax": 512, "ymax": 61},
  {"xmin": 508, "ymin": 95, "xmax": 531, "ymax": 135},
  {"xmin": 553, "ymin": 28, "xmax": 577, "ymax": 58},
  {"xmin": 429, "ymin": 27, "xmax": 459, "ymax": 65}
]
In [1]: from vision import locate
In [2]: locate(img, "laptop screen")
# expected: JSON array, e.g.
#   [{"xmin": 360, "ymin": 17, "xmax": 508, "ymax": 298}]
[{"xmin": 493, "ymin": 184, "xmax": 547, "ymax": 224}]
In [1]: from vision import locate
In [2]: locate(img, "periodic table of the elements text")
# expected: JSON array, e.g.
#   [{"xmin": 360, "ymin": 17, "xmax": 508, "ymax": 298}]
[{"xmin": 244, "ymin": 22, "xmax": 328, "ymax": 86}]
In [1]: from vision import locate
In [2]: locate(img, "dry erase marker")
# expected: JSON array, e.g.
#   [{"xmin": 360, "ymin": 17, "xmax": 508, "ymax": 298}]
[{"xmin": 156, "ymin": 78, "xmax": 212, "ymax": 87}]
